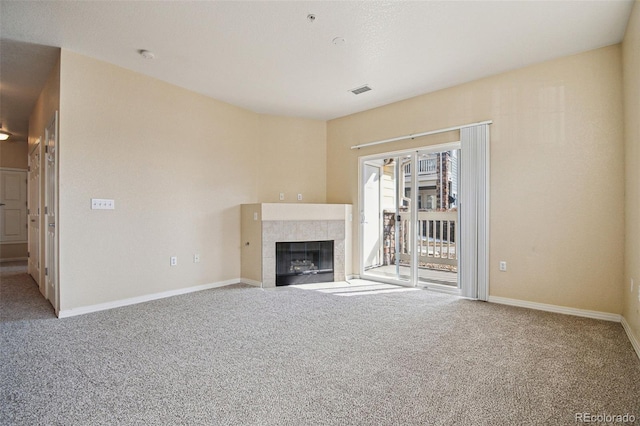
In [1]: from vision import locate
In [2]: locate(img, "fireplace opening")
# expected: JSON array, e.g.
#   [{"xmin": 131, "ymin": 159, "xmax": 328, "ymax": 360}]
[{"xmin": 275, "ymin": 240, "xmax": 334, "ymax": 286}]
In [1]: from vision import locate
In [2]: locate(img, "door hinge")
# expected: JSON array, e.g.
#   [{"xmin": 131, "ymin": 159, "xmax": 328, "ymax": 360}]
[
  {"xmin": 27, "ymin": 251, "xmax": 30, "ymax": 258},
  {"xmin": 27, "ymin": 208, "xmax": 30, "ymax": 215},
  {"xmin": 44, "ymin": 206, "xmax": 48, "ymax": 215},
  {"xmin": 45, "ymin": 146, "xmax": 49, "ymax": 153},
  {"xmin": 45, "ymin": 268, "xmax": 48, "ymax": 276},
  {"xmin": 27, "ymin": 166, "xmax": 31, "ymax": 172}
]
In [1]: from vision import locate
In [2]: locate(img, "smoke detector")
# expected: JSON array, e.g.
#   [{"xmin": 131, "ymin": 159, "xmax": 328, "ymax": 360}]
[{"xmin": 138, "ymin": 49, "xmax": 155, "ymax": 60}]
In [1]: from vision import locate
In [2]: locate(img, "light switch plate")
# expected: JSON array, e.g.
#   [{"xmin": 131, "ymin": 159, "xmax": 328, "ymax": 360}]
[{"xmin": 91, "ymin": 198, "xmax": 115, "ymax": 210}]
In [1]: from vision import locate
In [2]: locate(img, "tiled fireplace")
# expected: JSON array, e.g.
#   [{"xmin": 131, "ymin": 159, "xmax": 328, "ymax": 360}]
[{"xmin": 240, "ymin": 203, "xmax": 352, "ymax": 288}]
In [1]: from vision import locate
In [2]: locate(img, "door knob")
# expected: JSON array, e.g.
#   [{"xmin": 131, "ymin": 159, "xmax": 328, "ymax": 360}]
[{"xmin": 0, "ymin": 203, "xmax": 5, "ymax": 206}]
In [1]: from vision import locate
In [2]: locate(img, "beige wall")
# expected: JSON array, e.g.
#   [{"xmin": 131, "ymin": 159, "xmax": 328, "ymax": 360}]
[
  {"xmin": 0, "ymin": 140, "xmax": 28, "ymax": 169},
  {"xmin": 327, "ymin": 45, "xmax": 624, "ymax": 314},
  {"xmin": 623, "ymin": 2, "xmax": 640, "ymax": 345},
  {"xmin": 255, "ymin": 115, "xmax": 326, "ymax": 203},
  {"xmin": 240, "ymin": 203, "xmax": 262, "ymax": 283},
  {"xmin": 29, "ymin": 55, "xmax": 61, "ymax": 154},
  {"xmin": 58, "ymin": 50, "xmax": 325, "ymax": 311}
]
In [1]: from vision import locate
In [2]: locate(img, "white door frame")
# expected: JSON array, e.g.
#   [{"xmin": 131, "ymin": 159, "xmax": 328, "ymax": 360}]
[
  {"xmin": 0, "ymin": 168, "xmax": 28, "ymax": 251},
  {"xmin": 362, "ymin": 162, "xmax": 383, "ymax": 270},
  {"xmin": 28, "ymin": 141, "xmax": 42, "ymax": 286},
  {"xmin": 44, "ymin": 112, "xmax": 59, "ymax": 314}
]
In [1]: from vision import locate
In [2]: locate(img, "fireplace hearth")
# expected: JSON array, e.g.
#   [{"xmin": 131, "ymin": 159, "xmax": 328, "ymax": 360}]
[{"xmin": 275, "ymin": 240, "xmax": 334, "ymax": 286}]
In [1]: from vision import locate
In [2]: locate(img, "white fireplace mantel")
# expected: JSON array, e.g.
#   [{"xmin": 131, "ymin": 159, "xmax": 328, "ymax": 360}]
[{"xmin": 241, "ymin": 203, "xmax": 353, "ymax": 288}]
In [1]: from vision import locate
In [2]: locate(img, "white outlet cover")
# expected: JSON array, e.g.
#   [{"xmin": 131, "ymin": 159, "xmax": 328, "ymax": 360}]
[
  {"xmin": 279, "ymin": 192, "xmax": 285, "ymax": 200},
  {"xmin": 297, "ymin": 193, "xmax": 302, "ymax": 201},
  {"xmin": 170, "ymin": 256, "xmax": 177, "ymax": 266}
]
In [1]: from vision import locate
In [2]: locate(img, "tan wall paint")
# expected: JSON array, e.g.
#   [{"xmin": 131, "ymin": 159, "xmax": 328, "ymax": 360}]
[
  {"xmin": 623, "ymin": 1, "xmax": 640, "ymax": 345},
  {"xmin": 327, "ymin": 45, "xmax": 624, "ymax": 314},
  {"xmin": 29, "ymin": 56, "xmax": 61, "ymax": 154},
  {"xmin": 58, "ymin": 50, "xmax": 325, "ymax": 311},
  {"xmin": 255, "ymin": 115, "xmax": 326, "ymax": 203},
  {"xmin": 0, "ymin": 141, "xmax": 28, "ymax": 169},
  {"xmin": 240, "ymin": 204, "xmax": 262, "ymax": 283}
]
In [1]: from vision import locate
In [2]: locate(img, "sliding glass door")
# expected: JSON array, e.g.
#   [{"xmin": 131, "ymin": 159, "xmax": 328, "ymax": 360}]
[{"xmin": 360, "ymin": 144, "xmax": 460, "ymax": 291}]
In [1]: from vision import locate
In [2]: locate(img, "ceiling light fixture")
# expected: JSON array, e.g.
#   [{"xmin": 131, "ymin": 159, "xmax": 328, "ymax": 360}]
[
  {"xmin": 0, "ymin": 124, "xmax": 11, "ymax": 141},
  {"xmin": 138, "ymin": 49, "xmax": 155, "ymax": 59},
  {"xmin": 307, "ymin": 14, "xmax": 316, "ymax": 23}
]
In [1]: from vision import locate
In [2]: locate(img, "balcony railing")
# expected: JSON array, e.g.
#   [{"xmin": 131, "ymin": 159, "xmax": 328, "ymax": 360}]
[
  {"xmin": 397, "ymin": 210, "xmax": 457, "ymax": 267},
  {"xmin": 403, "ymin": 158, "xmax": 437, "ymax": 176}
]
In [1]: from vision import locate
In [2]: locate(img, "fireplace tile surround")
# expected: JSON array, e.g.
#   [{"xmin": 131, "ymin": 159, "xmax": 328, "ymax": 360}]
[{"xmin": 240, "ymin": 204, "xmax": 352, "ymax": 288}]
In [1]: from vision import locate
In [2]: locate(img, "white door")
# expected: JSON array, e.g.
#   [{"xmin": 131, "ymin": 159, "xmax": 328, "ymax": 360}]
[
  {"xmin": 363, "ymin": 163, "xmax": 382, "ymax": 269},
  {"xmin": 28, "ymin": 142, "xmax": 41, "ymax": 285},
  {"xmin": 0, "ymin": 169, "xmax": 28, "ymax": 244},
  {"xmin": 45, "ymin": 113, "xmax": 58, "ymax": 312}
]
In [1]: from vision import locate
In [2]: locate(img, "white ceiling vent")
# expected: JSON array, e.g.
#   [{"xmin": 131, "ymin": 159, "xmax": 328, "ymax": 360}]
[{"xmin": 350, "ymin": 85, "xmax": 372, "ymax": 95}]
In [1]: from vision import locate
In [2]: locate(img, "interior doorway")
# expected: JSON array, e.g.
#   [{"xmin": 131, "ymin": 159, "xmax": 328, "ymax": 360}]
[{"xmin": 360, "ymin": 143, "xmax": 460, "ymax": 292}]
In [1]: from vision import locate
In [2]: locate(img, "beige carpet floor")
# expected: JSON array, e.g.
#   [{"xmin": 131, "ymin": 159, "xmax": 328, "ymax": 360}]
[{"xmin": 1, "ymin": 262, "xmax": 639, "ymax": 425}]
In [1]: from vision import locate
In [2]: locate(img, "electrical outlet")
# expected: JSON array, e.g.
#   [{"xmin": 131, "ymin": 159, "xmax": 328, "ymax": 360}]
[
  {"xmin": 253, "ymin": 212, "xmax": 258, "ymax": 221},
  {"xmin": 499, "ymin": 261, "xmax": 507, "ymax": 272},
  {"xmin": 279, "ymin": 192, "xmax": 285, "ymax": 201},
  {"xmin": 170, "ymin": 256, "xmax": 177, "ymax": 266},
  {"xmin": 194, "ymin": 254, "xmax": 200, "ymax": 263},
  {"xmin": 297, "ymin": 193, "xmax": 303, "ymax": 201}
]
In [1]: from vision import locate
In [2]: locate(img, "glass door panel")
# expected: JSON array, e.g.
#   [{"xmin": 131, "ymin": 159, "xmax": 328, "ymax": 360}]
[
  {"xmin": 361, "ymin": 154, "xmax": 414, "ymax": 285},
  {"xmin": 395, "ymin": 154, "xmax": 413, "ymax": 284},
  {"xmin": 414, "ymin": 148, "xmax": 459, "ymax": 290}
]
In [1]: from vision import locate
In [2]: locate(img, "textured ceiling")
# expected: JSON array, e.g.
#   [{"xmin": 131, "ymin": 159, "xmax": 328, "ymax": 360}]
[{"xmin": 0, "ymin": 0, "xmax": 635, "ymax": 142}]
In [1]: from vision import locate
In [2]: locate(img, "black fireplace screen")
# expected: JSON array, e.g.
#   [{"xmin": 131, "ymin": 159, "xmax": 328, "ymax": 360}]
[{"xmin": 275, "ymin": 240, "xmax": 334, "ymax": 286}]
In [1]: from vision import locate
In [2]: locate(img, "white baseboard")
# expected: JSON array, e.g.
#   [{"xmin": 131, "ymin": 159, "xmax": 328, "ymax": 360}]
[
  {"xmin": 58, "ymin": 278, "xmax": 240, "ymax": 318},
  {"xmin": 0, "ymin": 257, "xmax": 28, "ymax": 263},
  {"xmin": 240, "ymin": 278, "xmax": 262, "ymax": 287},
  {"xmin": 488, "ymin": 296, "xmax": 621, "ymax": 322},
  {"xmin": 621, "ymin": 316, "xmax": 640, "ymax": 361}
]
